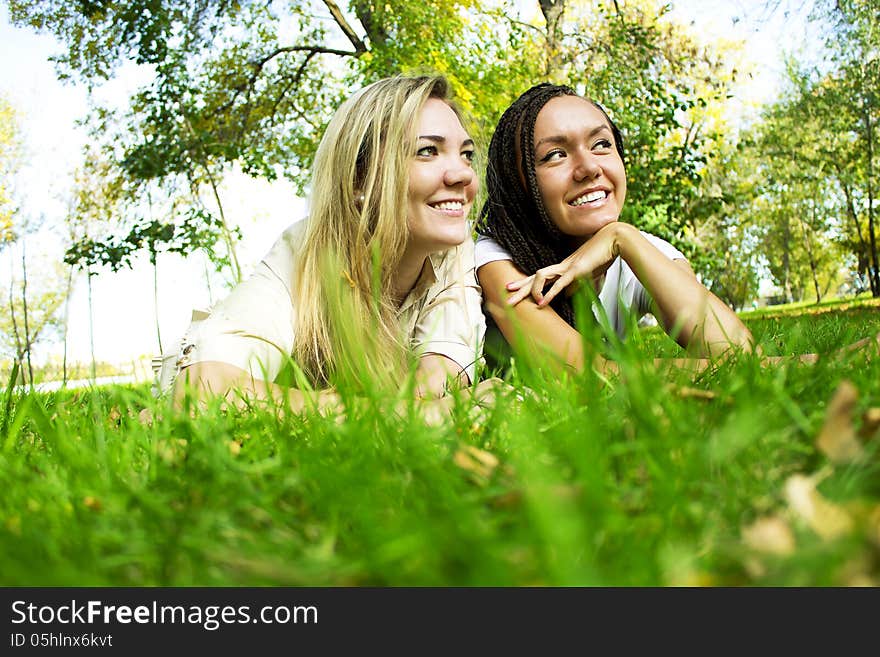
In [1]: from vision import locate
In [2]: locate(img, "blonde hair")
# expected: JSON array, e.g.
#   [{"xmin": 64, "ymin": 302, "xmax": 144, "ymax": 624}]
[{"xmin": 293, "ymin": 75, "xmax": 457, "ymax": 388}]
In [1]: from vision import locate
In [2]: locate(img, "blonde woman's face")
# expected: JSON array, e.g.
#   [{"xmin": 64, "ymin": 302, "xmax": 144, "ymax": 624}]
[{"xmin": 406, "ymin": 98, "xmax": 478, "ymax": 254}]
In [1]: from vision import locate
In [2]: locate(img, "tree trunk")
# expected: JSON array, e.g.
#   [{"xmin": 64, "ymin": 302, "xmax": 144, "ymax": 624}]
[
  {"xmin": 863, "ymin": 87, "xmax": 880, "ymax": 296},
  {"xmin": 20, "ymin": 238, "xmax": 33, "ymax": 387},
  {"xmin": 839, "ymin": 175, "xmax": 870, "ymax": 288},
  {"xmin": 539, "ymin": 0, "xmax": 566, "ymax": 81},
  {"xmin": 782, "ymin": 217, "xmax": 793, "ymax": 303},
  {"xmin": 62, "ymin": 264, "xmax": 74, "ymax": 386},
  {"xmin": 87, "ymin": 266, "xmax": 96, "ymax": 382},
  {"xmin": 153, "ymin": 254, "xmax": 163, "ymax": 354},
  {"xmin": 204, "ymin": 256, "xmax": 214, "ymax": 306},
  {"xmin": 205, "ymin": 170, "xmax": 242, "ymax": 284},
  {"xmin": 8, "ymin": 252, "xmax": 23, "ymax": 386},
  {"xmin": 182, "ymin": 117, "xmax": 242, "ymax": 284},
  {"xmin": 798, "ymin": 202, "xmax": 821, "ymax": 304}
]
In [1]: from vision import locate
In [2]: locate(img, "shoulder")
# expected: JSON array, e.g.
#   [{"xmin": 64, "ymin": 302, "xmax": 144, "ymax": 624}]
[
  {"xmin": 475, "ymin": 233, "xmax": 512, "ymax": 269},
  {"xmin": 262, "ymin": 219, "xmax": 308, "ymax": 283},
  {"xmin": 639, "ymin": 230, "xmax": 687, "ymax": 261}
]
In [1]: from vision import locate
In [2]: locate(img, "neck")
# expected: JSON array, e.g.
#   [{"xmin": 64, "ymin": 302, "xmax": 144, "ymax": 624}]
[{"xmin": 392, "ymin": 244, "xmax": 429, "ymax": 306}]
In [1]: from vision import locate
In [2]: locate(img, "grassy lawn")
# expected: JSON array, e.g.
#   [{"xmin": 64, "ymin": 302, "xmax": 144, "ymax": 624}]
[{"xmin": 2, "ymin": 299, "xmax": 879, "ymax": 586}]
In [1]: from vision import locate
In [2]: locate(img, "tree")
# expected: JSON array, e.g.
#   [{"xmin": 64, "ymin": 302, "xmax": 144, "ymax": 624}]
[
  {"xmin": 0, "ymin": 95, "xmax": 20, "ymax": 246},
  {"xmin": 808, "ymin": 0, "xmax": 880, "ymax": 295},
  {"xmin": 1, "ymin": 240, "xmax": 67, "ymax": 385},
  {"xmin": 747, "ymin": 54, "xmax": 879, "ymax": 300},
  {"xmin": 9, "ymin": 0, "xmax": 744, "ymax": 284}
]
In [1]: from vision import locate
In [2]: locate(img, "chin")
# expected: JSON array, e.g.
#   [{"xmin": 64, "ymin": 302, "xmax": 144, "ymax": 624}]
[
  {"xmin": 567, "ymin": 214, "xmax": 618, "ymax": 238},
  {"xmin": 439, "ymin": 224, "xmax": 469, "ymax": 247}
]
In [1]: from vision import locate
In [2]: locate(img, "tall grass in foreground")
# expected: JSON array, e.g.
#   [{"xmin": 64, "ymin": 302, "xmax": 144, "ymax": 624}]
[{"xmin": 1, "ymin": 302, "xmax": 878, "ymax": 586}]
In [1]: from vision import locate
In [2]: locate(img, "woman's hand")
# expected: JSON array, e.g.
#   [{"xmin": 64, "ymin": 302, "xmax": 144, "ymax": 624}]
[{"xmin": 505, "ymin": 223, "xmax": 622, "ymax": 307}]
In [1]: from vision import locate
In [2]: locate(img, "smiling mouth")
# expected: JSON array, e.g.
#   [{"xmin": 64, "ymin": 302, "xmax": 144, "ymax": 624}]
[
  {"xmin": 569, "ymin": 190, "xmax": 608, "ymax": 207},
  {"xmin": 429, "ymin": 200, "xmax": 464, "ymax": 211}
]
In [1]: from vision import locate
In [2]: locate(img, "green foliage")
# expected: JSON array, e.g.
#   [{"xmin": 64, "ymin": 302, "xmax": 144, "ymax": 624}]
[
  {"xmin": 0, "ymin": 256, "xmax": 67, "ymax": 363},
  {"xmin": 1, "ymin": 304, "xmax": 879, "ymax": 585},
  {"xmin": 8, "ymin": 0, "xmax": 740, "ymax": 281},
  {"xmin": 0, "ymin": 95, "xmax": 21, "ymax": 245},
  {"xmin": 734, "ymin": 0, "xmax": 880, "ymax": 300}
]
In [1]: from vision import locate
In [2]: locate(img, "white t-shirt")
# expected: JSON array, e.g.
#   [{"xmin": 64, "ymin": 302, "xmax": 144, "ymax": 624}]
[
  {"xmin": 474, "ymin": 230, "xmax": 686, "ymax": 337},
  {"xmin": 154, "ymin": 221, "xmax": 486, "ymax": 393}
]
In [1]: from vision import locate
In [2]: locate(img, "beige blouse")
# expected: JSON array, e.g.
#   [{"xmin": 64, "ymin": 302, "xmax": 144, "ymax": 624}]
[{"xmin": 153, "ymin": 220, "xmax": 486, "ymax": 394}]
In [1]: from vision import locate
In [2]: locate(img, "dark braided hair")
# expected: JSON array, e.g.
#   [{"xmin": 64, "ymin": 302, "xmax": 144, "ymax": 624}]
[{"xmin": 478, "ymin": 83, "xmax": 625, "ymax": 327}]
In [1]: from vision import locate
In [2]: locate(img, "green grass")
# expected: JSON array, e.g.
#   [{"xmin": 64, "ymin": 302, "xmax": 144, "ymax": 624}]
[{"xmin": 1, "ymin": 300, "xmax": 879, "ymax": 586}]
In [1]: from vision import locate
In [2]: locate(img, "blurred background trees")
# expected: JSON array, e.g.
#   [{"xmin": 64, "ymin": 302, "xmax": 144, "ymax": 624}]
[{"xmin": 3, "ymin": 0, "xmax": 879, "ymax": 344}]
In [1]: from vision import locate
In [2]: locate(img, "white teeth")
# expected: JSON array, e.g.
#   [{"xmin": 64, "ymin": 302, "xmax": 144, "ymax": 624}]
[
  {"xmin": 571, "ymin": 190, "xmax": 607, "ymax": 206},
  {"xmin": 432, "ymin": 201, "xmax": 463, "ymax": 211}
]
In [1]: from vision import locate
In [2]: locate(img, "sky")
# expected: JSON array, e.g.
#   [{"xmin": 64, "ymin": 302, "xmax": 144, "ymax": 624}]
[{"xmin": 0, "ymin": 0, "xmax": 818, "ymax": 376}]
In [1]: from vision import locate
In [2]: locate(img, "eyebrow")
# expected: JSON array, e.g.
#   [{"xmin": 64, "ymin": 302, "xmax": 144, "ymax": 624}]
[
  {"xmin": 418, "ymin": 135, "xmax": 475, "ymax": 147},
  {"xmin": 535, "ymin": 124, "xmax": 610, "ymax": 150}
]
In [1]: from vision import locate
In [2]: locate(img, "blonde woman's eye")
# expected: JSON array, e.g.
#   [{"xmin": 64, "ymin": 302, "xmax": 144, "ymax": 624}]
[{"xmin": 417, "ymin": 145, "xmax": 438, "ymax": 157}]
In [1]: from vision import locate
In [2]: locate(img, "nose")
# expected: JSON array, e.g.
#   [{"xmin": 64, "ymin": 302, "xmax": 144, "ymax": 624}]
[
  {"xmin": 444, "ymin": 158, "xmax": 475, "ymax": 188},
  {"xmin": 573, "ymin": 150, "xmax": 602, "ymax": 181}
]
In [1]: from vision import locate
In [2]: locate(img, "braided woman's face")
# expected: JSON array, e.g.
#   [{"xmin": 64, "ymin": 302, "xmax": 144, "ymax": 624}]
[{"xmin": 532, "ymin": 96, "xmax": 626, "ymax": 245}]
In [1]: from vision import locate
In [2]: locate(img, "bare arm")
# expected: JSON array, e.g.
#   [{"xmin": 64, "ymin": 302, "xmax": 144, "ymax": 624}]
[
  {"xmin": 479, "ymin": 258, "xmax": 594, "ymax": 373},
  {"xmin": 507, "ymin": 222, "xmax": 754, "ymax": 358},
  {"xmin": 415, "ymin": 353, "xmax": 470, "ymax": 398},
  {"xmin": 172, "ymin": 361, "xmax": 341, "ymax": 413}
]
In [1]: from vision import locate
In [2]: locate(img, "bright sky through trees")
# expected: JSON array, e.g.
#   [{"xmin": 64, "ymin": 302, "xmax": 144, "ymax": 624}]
[{"xmin": 0, "ymin": 0, "xmax": 820, "ymax": 371}]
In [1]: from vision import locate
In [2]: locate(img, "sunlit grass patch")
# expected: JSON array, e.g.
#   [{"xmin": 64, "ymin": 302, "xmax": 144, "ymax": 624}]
[{"xmin": 1, "ymin": 304, "xmax": 879, "ymax": 585}]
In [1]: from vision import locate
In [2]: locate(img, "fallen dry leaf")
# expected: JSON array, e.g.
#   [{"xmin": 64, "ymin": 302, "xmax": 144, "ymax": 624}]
[
  {"xmin": 837, "ymin": 555, "xmax": 878, "ymax": 587},
  {"xmin": 784, "ymin": 474, "xmax": 854, "ymax": 540},
  {"xmin": 666, "ymin": 384, "xmax": 717, "ymax": 401},
  {"xmin": 860, "ymin": 408, "xmax": 880, "ymax": 440},
  {"xmin": 868, "ymin": 505, "xmax": 880, "ymax": 549},
  {"xmin": 157, "ymin": 438, "xmax": 188, "ymax": 464},
  {"xmin": 815, "ymin": 380, "xmax": 863, "ymax": 464},
  {"xmin": 489, "ymin": 483, "xmax": 582, "ymax": 510},
  {"xmin": 108, "ymin": 406, "xmax": 122, "ymax": 425},
  {"xmin": 138, "ymin": 408, "xmax": 154, "ymax": 427},
  {"xmin": 453, "ymin": 445, "xmax": 499, "ymax": 481},
  {"xmin": 741, "ymin": 516, "xmax": 795, "ymax": 555}
]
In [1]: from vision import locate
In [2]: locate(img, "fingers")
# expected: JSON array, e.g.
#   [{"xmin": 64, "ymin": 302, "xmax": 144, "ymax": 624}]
[
  {"xmin": 505, "ymin": 276, "xmax": 532, "ymax": 292},
  {"xmin": 505, "ymin": 268, "xmax": 564, "ymax": 307},
  {"xmin": 530, "ymin": 270, "xmax": 551, "ymax": 304},
  {"xmin": 506, "ymin": 275, "xmax": 535, "ymax": 306},
  {"xmin": 506, "ymin": 285, "xmax": 533, "ymax": 306},
  {"xmin": 538, "ymin": 272, "xmax": 573, "ymax": 306}
]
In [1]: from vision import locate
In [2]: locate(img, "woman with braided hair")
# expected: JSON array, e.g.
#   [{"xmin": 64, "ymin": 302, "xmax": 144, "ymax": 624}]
[{"xmin": 476, "ymin": 82, "xmax": 755, "ymax": 372}]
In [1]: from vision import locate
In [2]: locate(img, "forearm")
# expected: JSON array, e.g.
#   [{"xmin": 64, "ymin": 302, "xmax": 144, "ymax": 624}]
[
  {"xmin": 480, "ymin": 260, "xmax": 586, "ymax": 371},
  {"xmin": 415, "ymin": 353, "xmax": 470, "ymax": 398},
  {"xmin": 173, "ymin": 361, "xmax": 340, "ymax": 413},
  {"xmin": 614, "ymin": 224, "xmax": 753, "ymax": 356}
]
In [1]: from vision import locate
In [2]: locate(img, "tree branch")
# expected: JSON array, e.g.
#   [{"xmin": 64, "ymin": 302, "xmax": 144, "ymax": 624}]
[
  {"xmin": 255, "ymin": 45, "xmax": 360, "ymax": 70},
  {"xmin": 322, "ymin": 0, "xmax": 368, "ymax": 54}
]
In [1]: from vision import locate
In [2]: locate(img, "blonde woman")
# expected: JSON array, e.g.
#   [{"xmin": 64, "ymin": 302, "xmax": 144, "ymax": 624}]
[{"xmin": 160, "ymin": 76, "xmax": 486, "ymax": 413}]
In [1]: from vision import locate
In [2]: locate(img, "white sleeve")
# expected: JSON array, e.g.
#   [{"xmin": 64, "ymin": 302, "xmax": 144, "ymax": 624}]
[
  {"xmin": 474, "ymin": 234, "xmax": 513, "ymax": 269},
  {"xmin": 168, "ymin": 226, "xmax": 302, "ymax": 386},
  {"xmin": 623, "ymin": 231, "xmax": 688, "ymax": 317},
  {"xmin": 642, "ymin": 232, "xmax": 686, "ymax": 262},
  {"xmin": 175, "ymin": 261, "xmax": 296, "ymax": 382}
]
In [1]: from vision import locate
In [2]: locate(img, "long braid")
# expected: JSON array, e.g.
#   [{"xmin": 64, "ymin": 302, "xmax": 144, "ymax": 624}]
[{"xmin": 479, "ymin": 83, "xmax": 625, "ymax": 327}]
